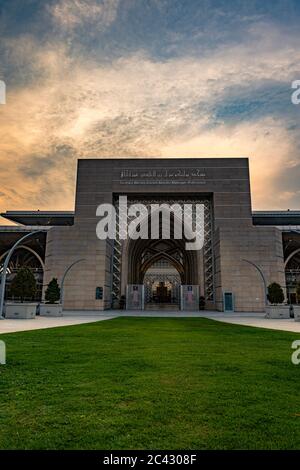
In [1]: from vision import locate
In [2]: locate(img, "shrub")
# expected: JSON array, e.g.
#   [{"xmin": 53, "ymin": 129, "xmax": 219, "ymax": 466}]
[
  {"xmin": 267, "ymin": 282, "xmax": 284, "ymax": 304},
  {"xmin": 10, "ymin": 267, "xmax": 37, "ymax": 302},
  {"xmin": 199, "ymin": 296, "xmax": 206, "ymax": 310},
  {"xmin": 119, "ymin": 295, "xmax": 126, "ymax": 309},
  {"xmin": 45, "ymin": 278, "xmax": 61, "ymax": 304}
]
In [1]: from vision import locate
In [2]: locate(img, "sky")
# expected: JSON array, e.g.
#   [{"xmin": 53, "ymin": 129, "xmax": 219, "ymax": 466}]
[{"xmin": 0, "ymin": 0, "xmax": 300, "ymax": 222}]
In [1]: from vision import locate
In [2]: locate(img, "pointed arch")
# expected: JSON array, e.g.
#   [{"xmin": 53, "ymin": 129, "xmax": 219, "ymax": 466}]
[
  {"xmin": 0, "ymin": 245, "xmax": 45, "ymax": 271},
  {"xmin": 285, "ymin": 247, "xmax": 300, "ymax": 268}
]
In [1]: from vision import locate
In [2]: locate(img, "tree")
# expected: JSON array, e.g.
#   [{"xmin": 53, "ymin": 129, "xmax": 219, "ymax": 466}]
[
  {"xmin": 45, "ymin": 278, "xmax": 61, "ymax": 304},
  {"xmin": 267, "ymin": 282, "xmax": 284, "ymax": 305},
  {"xmin": 10, "ymin": 267, "xmax": 37, "ymax": 302}
]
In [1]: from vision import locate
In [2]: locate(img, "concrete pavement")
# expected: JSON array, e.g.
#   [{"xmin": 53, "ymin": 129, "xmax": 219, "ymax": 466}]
[
  {"xmin": 1, "ymin": 310, "xmax": 300, "ymax": 334},
  {"xmin": 0, "ymin": 315, "xmax": 113, "ymax": 334}
]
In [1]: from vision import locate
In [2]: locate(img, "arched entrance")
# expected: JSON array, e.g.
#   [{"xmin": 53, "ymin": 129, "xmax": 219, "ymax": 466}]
[
  {"xmin": 112, "ymin": 195, "xmax": 214, "ymax": 310},
  {"xmin": 126, "ymin": 236, "xmax": 199, "ymax": 309},
  {"xmin": 127, "ymin": 236, "xmax": 198, "ymax": 284},
  {"xmin": 0, "ymin": 246, "xmax": 44, "ymax": 301},
  {"xmin": 285, "ymin": 248, "xmax": 300, "ymax": 304}
]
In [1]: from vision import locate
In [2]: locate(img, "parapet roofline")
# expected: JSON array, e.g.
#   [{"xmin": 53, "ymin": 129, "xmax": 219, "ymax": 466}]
[
  {"xmin": 1, "ymin": 211, "xmax": 75, "ymax": 226},
  {"xmin": 252, "ymin": 211, "xmax": 300, "ymax": 216},
  {"xmin": 253, "ymin": 211, "xmax": 300, "ymax": 226},
  {"xmin": 2, "ymin": 209, "xmax": 300, "ymax": 227}
]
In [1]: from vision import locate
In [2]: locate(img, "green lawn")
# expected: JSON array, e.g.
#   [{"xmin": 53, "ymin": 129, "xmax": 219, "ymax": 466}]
[{"xmin": 0, "ymin": 317, "xmax": 300, "ymax": 449}]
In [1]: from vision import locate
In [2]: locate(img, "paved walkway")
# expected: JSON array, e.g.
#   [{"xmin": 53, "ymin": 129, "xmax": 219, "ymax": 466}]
[
  {"xmin": 64, "ymin": 310, "xmax": 300, "ymax": 333},
  {"xmin": 0, "ymin": 315, "xmax": 113, "ymax": 334},
  {"xmin": 208, "ymin": 313, "xmax": 300, "ymax": 333},
  {"xmin": 1, "ymin": 310, "xmax": 300, "ymax": 334}
]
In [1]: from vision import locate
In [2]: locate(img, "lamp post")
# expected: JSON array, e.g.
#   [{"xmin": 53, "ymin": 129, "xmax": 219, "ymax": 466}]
[
  {"xmin": 242, "ymin": 259, "xmax": 268, "ymax": 307},
  {"xmin": 60, "ymin": 259, "xmax": 85, "ymax": 307},
  {"xmin": 0, "ymin": 231, "xmax": 43, "ymax": 319}
]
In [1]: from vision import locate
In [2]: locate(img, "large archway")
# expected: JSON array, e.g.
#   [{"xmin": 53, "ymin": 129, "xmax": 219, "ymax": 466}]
[
  {"xmin": 285, "ymin": 248, "xmax": 300, "ymax": 304},
  {"xmin": 0, "ymin": 246, "xmax": 44, "ymax": 301},
  {"xmin": 126, "ymin": 233, "xmax": 200, "ymax": 309},
  {"xmin": 111, "ymin": 195, "xmax": 214, "ymax": 310},
  {"xmin": 127, "ymin": 237, "xmax": 198, "ymax": 285}
]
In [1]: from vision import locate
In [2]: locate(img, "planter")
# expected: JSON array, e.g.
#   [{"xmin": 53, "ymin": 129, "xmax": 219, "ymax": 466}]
[
  {"xmin": 265, "ymin": 305, "xmax": 290, "ymax": 319},
  {"xmin": 39, "ymin": 304, "xmax": 63, "ymax": 317},
  {"xmin": 293, "ymin": 306, "xmax": 300, "ymax": 322},
  {"xmin": 5, "ymin": 303, "xmax": 37, "ymax": 319}
]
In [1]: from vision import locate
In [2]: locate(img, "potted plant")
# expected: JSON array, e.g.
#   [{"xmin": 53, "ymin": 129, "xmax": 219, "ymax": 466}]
[
  {"xmin": 40, "ymin": 278, "xmax": 62, "ymax": 317},
  {"xmin": 5, "ymin": 267, "xmax": 37, "ymax": 319},
  {"xmin": 119, "ymin": 295, "xmax": 126, "ymax": 310},
  {"xmin": 265, "ymin": 282, "xmax": 289, "ymax": 319},
  {"xmin": 199, "ymin": 296, "xmax": 206, "ymax": 310}
]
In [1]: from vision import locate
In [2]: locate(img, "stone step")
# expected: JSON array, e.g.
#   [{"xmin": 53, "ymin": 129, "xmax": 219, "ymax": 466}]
[{"xmin": 145, "ymin": 303, "xmax": 179, "ymax": 311}]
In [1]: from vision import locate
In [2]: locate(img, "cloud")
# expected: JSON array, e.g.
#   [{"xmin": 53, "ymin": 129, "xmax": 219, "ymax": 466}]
[
  {"xmin": 160, "ymin": 116, "xmax": 299, "ymax": 210},
  {"xmin": 0, "ymin": 18, "xmax": 300, "ymax": 218},
  {"xmin": 49, "ymin": 0, "xmax": 119, "ymax": 32}
]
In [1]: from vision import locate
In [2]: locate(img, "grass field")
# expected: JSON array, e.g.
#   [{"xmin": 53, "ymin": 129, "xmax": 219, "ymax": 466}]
[{"xmin": 0, "ymin": 317, "xmax": 300, "ymax": 450}]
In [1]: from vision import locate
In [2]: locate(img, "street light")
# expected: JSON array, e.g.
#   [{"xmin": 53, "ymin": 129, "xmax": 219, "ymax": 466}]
[{"xmin": 0, "ymin": 231, "xmax": 43, "ymax": 319}]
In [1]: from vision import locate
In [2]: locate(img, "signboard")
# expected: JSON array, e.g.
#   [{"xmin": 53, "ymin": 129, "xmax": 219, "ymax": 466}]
[
  {"xmin": 119, "ymin": 168, "xmax": 206, "ymax": 185},
  {"xmin": 180, "ymin": 285, "xmax": 199, "ymax": 311},
  {"xmin": 126, "ymin": 285, "xmax": 144, "ymax": 310}
]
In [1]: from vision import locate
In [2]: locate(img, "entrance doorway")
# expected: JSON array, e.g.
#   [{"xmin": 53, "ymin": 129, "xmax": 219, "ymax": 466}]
[
  {"xmin": 123, "ymin": 205, "xmax": 204, "ymax": 311},
  {"xmin": 156, "ymin": 282, "xmax": 169, "ymax": 303},
  {"xmin": 143, "ymin": 258, "xmax": 181, "ymax": 310}
]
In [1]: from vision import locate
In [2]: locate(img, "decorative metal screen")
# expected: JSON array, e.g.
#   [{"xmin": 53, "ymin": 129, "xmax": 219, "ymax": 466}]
[
  {"xmin": 144, "ymin": 272, "xmax": 181, "ymax": 304},
  {"xmin": 112, "ymin": 196, "xmax": 214, "ymax": 304}
]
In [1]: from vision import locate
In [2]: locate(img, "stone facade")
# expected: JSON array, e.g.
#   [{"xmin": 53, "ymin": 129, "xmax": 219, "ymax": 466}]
[{"xmin": 43, "ymin": 158, "xmax": 285, "ymax": 312}]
